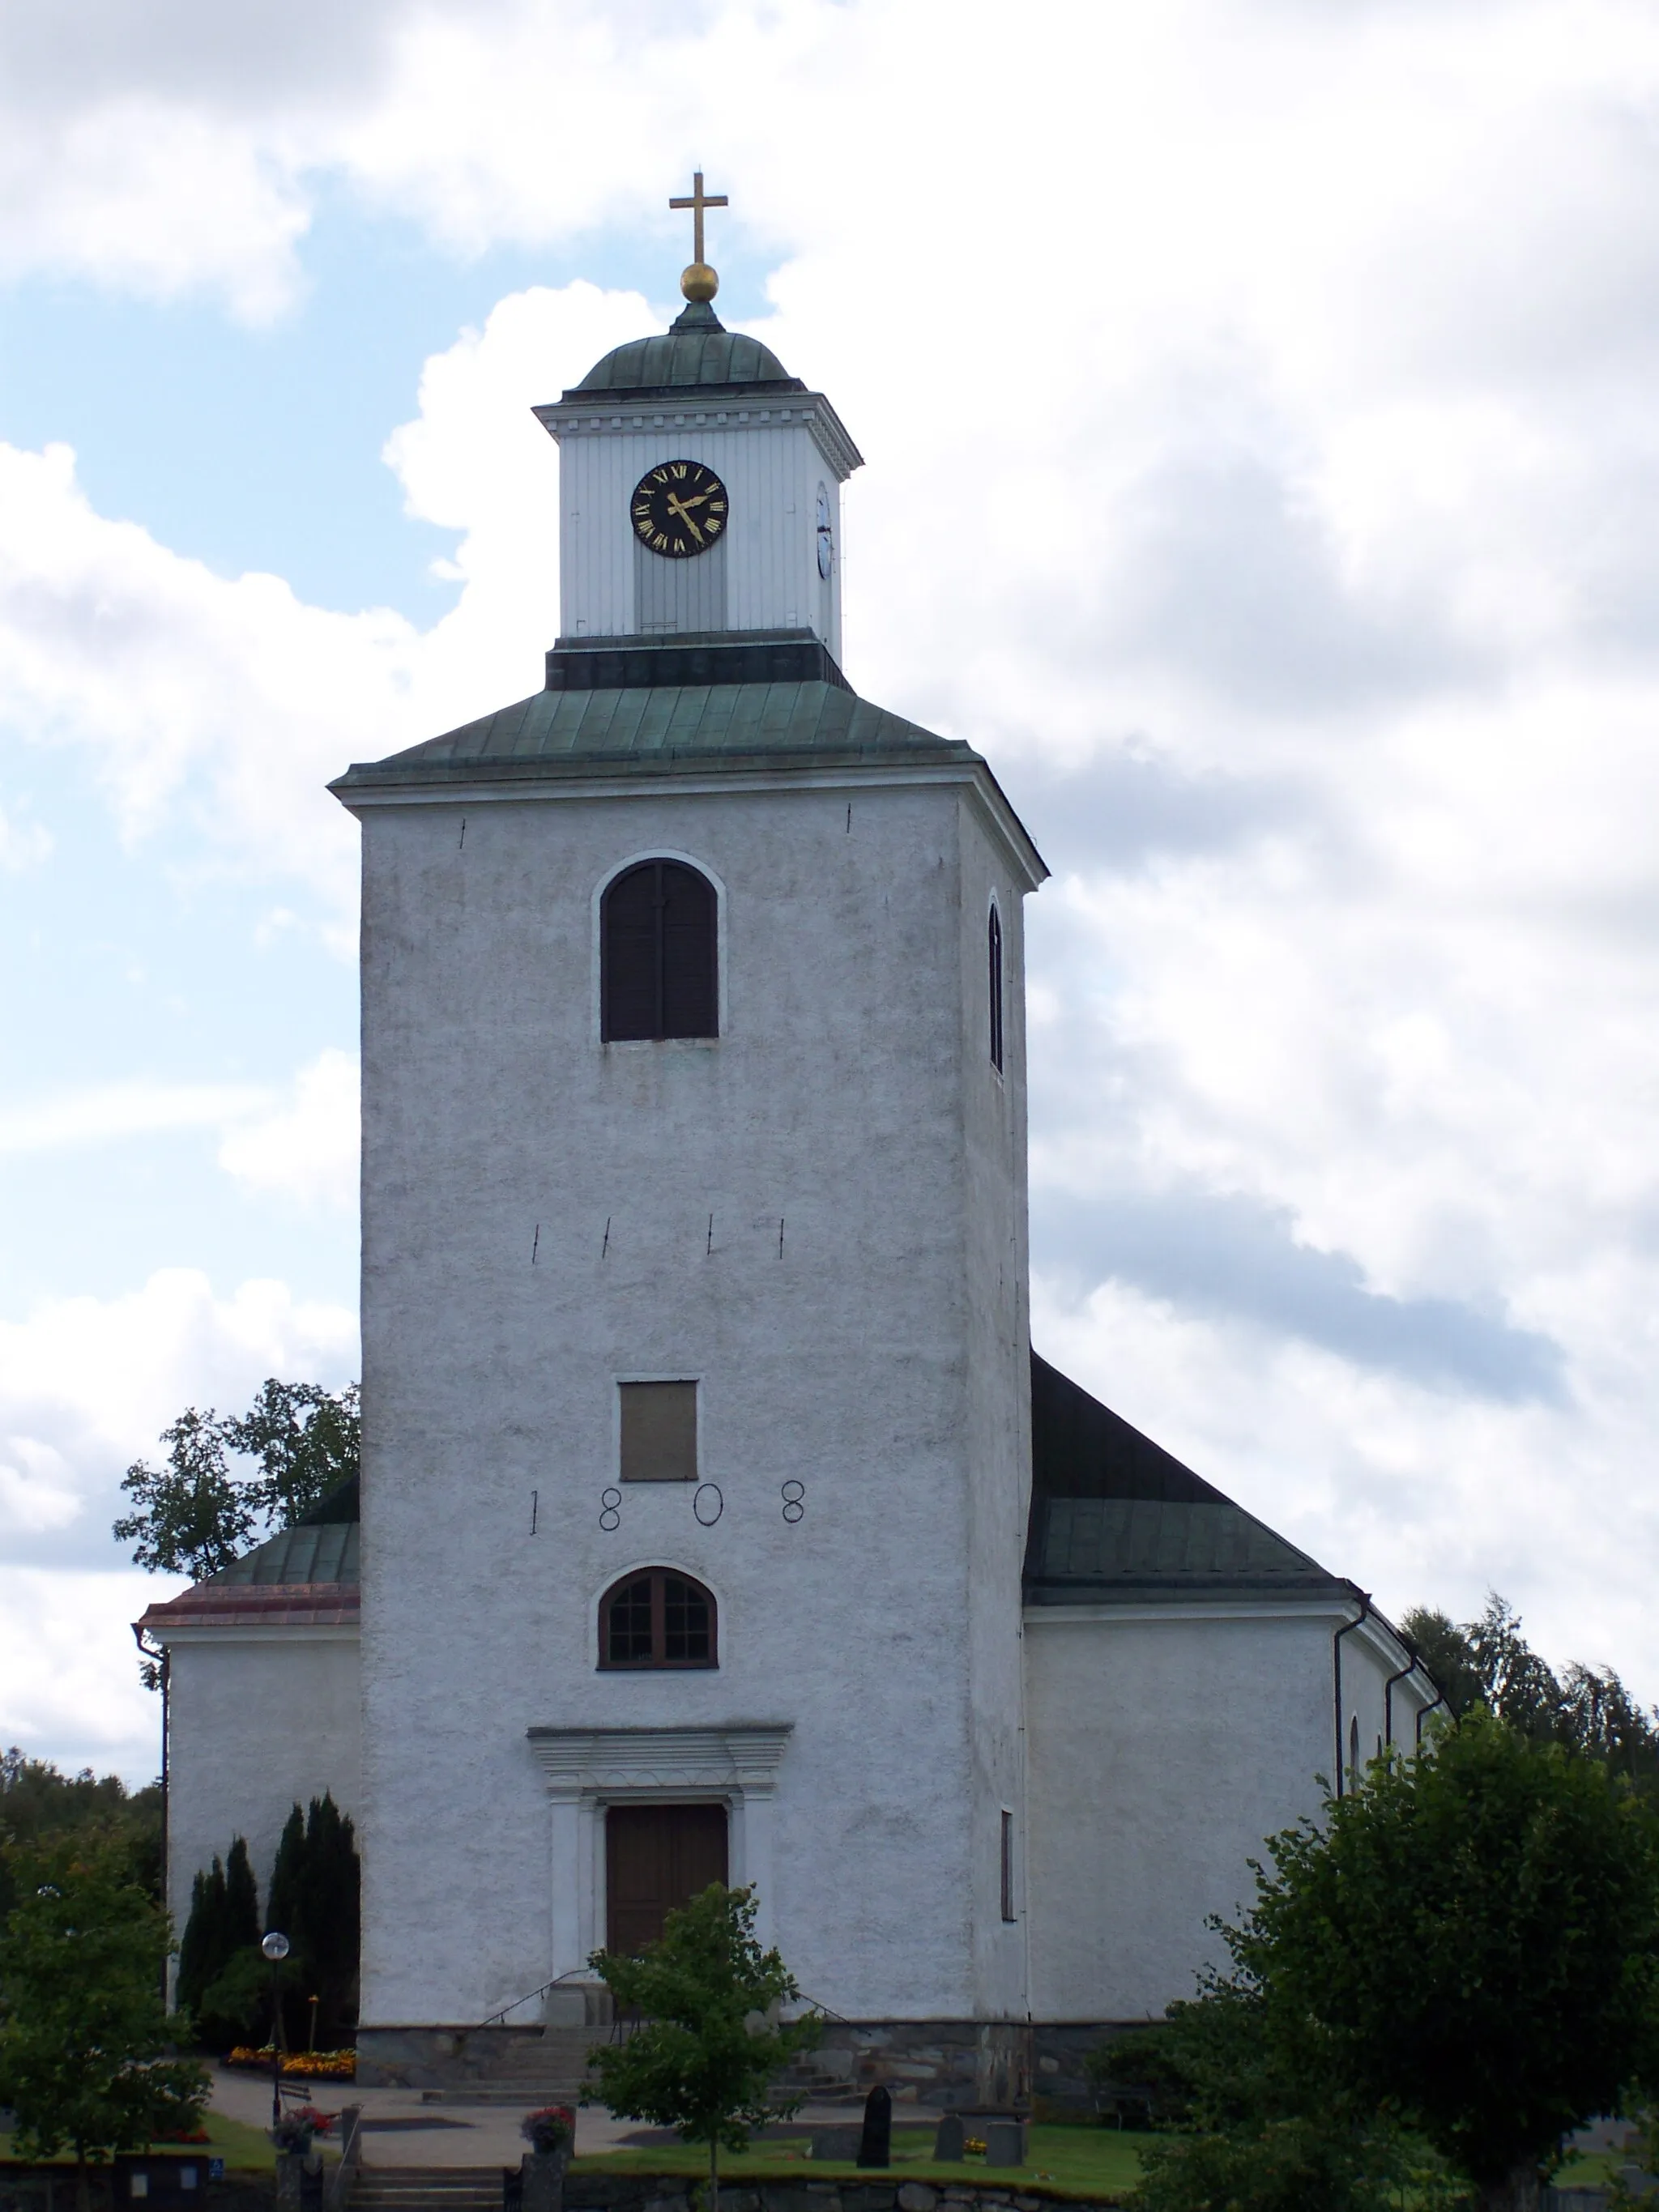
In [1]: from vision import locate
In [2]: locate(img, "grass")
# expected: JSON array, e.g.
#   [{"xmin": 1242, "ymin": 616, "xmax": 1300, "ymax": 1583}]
[
  {"xmin": 572, "ymin": 2122, "xmax": 1154, "ymax": 2201},
  {"xmin": 0, "ymin": 2112, "xmax": 279, "ymax": 2176}
]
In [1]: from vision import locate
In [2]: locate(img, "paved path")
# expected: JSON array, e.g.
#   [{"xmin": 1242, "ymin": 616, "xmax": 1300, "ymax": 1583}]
[{"xmin": 207, "ymin": 2068, "xmax": 887, "ymax": 2169}]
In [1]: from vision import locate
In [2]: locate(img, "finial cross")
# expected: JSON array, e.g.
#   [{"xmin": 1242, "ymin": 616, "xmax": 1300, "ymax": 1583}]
[{"xmin": 669, "ymin": 171, "xmax": 727, "ymax": 266}]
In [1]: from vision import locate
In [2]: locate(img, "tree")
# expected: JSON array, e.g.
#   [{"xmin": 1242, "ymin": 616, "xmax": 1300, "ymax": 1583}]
[
  {"xmin": 0, "ymin": 1748, "xmax": 162, "ymax": 1917},
  {"xmin": 1154, "ymin": 1712, "xmax": 1659, "ymax": 2212},
  {"xmin": 176, "ymin": 1838, "xmax": 262, "ymax": 2048},
  {"xmin": 585, "ymin": 1884, "xmax": 821, "ymax": 2207},
  {"xmin": 1402, "ymin": 1594, "xmax": 1659, "ymax": 1784},
  {"xmin": 113, "ymin": 1379, "xmax": 360, "ymax": 1590},
  {"xmin": 0, "ymin": 1831, "xmax": 208, "ymax": 2212},
  {"xmin": 112, "ymin": 1408, "xmax": 256, "ymax": 1580},
  {"xmin": 264, "ymin": 1796, "xmax": 360, "ymax": 2047},
  {"xmin": 222, "ymin": 1380, "xmax": 360, "ymax": 1527}
]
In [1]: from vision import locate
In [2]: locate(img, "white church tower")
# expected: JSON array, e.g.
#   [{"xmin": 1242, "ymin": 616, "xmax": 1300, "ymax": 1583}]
[{"xmin": 331, "ymin": 181, "xmax": 1047, "ymax": 2087}]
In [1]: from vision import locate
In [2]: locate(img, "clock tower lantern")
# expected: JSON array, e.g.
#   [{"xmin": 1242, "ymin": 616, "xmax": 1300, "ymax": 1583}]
[{"xmin": 534, "ymin": 245, "xmax": 860, "ymax": 654}]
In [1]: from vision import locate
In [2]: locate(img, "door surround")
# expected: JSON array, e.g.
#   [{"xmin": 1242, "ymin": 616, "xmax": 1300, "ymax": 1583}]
[{"xmin": 527, "ymin": 1724, "xmax": 792, "ymax": 1978}]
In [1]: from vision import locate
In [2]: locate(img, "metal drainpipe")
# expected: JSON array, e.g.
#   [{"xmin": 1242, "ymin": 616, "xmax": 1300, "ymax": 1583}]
[
  {"xmin": 133, "ymin": 1625, "xmax": 169, "ymax": 1999},
  {"xmin": 1415, "ymin": 1681, "xmax": 1448, "ymax": 1747},
  {"xmin": 1381, "ymin": 1643, "xmax": 1417, "ymax": 1751},
  {"xmin": 1333, "ymin": 1590, "xmax": 1370, "ymax": 1799}
]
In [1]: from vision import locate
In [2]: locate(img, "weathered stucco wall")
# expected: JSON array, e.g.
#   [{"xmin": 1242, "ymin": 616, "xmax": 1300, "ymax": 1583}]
[
  {"xmin": 352, "ymin": 771, "xmax": 1036, "ymax": 2031},
  {"xmin": 164, "ymin": 1631, "xmax": 360, "ymax": 1941},
  {"xmin": 1022, "ymin": 1604, "xmax": 1434, "ymax": 2022}
]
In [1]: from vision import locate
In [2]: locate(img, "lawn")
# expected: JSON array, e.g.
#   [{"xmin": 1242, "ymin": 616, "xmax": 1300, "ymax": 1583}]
[
  {"xmin": 573, "ymin": 2122, "xmax": 1154, "ymax": 2201},
  {"xmin": 0, "ymin": 2114, "xmax": 279, "ymax": 2175}
]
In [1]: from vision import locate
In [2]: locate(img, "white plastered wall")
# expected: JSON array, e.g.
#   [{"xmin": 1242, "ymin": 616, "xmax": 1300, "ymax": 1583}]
[
  {"xmin": 1023, "ymin": 1601, "xmax": 1435, "ymax": 2022},
  {"xmin": 163, "ymin": 1629, "xmax": 361, "ymax": 1945},
  {"xmin": 349, "ymin": 767, "xmax": 1039, "ymax": 2031}
]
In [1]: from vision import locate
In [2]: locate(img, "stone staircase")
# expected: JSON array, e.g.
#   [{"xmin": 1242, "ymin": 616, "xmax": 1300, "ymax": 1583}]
[
  {"xmin": 352, "ymin": 2171, "xmax": 505, "ymax": 2212},
  {"xmin": 418, "ymin": 2027, "xmax": 597, "ymax": 2106}
]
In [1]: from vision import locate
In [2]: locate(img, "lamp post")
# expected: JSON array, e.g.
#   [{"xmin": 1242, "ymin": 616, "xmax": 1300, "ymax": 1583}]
[{"xmin": 261, "ymin": 1931, "xmax": 291, "ymax": 2129}]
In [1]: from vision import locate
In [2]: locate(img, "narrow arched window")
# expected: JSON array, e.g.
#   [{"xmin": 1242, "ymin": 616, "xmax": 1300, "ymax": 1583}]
[
  {"xmin": 602, "ymin": 860, "xmax": 718, "ymax": 1041},
  {"xmin": 599, "ymin": 1568, "xmax": 717, "ymax": 1669},
  {"xmin": 987, "ymin": 904, "xmax": 1004, "ymax": 1073}
]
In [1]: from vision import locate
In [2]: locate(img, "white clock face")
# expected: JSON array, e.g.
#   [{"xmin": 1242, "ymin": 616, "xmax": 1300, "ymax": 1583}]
[{"xmin": 816, "ymin": 486, "xmax": 834, "ymax": 579}]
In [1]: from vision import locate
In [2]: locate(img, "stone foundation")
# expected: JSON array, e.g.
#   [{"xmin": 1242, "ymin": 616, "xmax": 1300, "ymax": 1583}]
[
  {"xmin": 357, "ymin": 2018, "xmax": 1132, "ymax": 2110},
  {"xmin": 567, "ymin": 2184, "xmax": 1125, "ymax": 2212},
  {"xmin": 356, "ymin": 2023, "xmax": 560, "ymax": 2089}
]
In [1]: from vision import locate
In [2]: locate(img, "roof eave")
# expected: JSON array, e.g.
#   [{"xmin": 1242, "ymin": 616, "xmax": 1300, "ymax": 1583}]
[{"xmin": 535, "ymin": 389, "xmax": 864, "ymax": 480}]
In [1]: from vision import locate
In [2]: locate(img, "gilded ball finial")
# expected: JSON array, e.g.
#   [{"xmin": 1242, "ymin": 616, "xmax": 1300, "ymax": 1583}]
[{"xmin": 680, "ymin": 262, "xmax": 719, "ymax": 303}]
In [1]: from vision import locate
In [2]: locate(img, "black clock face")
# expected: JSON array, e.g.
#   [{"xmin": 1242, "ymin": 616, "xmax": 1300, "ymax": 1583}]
[{"xmin": 631, "ymin": 460, "xmax": 729, "ymax": 559}]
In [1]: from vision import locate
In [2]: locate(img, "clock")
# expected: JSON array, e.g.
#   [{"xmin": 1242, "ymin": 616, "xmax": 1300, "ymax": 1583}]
[
  {"xmin": 630, "ymin": 460, "xmax": 728, "ymax": 559},
  {"xmin": 816, "ymin": 486, "xmax": 834, "ymax": 579}
]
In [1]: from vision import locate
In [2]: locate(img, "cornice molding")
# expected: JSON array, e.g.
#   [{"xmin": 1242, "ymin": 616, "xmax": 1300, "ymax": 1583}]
[
  {"xmin": 535, "ymin": 392, "xmax": 863, "ymax": 481},
  {"xmin": 525, "ymin": 1723, "xmax": 793, "ymax": 1801}
]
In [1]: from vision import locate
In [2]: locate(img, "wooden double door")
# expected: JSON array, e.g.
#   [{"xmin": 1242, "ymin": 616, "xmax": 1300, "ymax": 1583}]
[{"xmin": 605, "ymin": 1802, "xmax": 728, "ymax": 1954}]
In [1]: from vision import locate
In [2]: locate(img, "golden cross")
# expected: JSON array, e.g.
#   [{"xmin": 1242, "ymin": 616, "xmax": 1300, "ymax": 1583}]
[{"xmin": 669, "ymin": 171, "xmax": 728, "ymax": 266}]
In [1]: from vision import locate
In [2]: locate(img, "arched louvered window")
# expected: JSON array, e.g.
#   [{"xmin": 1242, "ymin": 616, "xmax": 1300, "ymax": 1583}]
[
  {"xmin": 599, "ymin": 1568, "xmax": 718, "ymax": 1669},
  {"xmin": 602, "ymin": 860, "xmax": 718, "ymax": 1042},
  {"xmin": 987, "ymin": 904, "xmax": 1004, "ymax": 1073}
]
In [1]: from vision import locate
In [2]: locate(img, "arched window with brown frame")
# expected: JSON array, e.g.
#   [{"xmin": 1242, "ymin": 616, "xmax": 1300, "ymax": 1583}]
[
  {"xmin": 599, "ymin": 1568, "xmax": 718, "ymax": 1669},
  {"xmin": 602, "ymin": 859, "xmax": 719, "ymax": 1041}
]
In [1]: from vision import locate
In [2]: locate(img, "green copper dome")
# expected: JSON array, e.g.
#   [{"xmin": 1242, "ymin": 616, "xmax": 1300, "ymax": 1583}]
[{"xmin": 571, "ymin": 299, "xmax": 800, "ymax": 396}]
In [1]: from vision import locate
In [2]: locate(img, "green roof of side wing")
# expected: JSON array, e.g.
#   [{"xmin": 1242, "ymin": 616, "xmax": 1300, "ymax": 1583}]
[
  {"xmin": 1025, "ymin": 1351, "xmax": 1350, "ymax": 1605},
  {"xmin": 332, "ymin": 679, "xmax": 974, "ymax": 792},
  {"xmin": 208, "ymin": 1517, "xmax": 360, "ymax": 1589},
  {"xmin": 570, "ymin": 300, "xmax": 799, "ymax": 395}
]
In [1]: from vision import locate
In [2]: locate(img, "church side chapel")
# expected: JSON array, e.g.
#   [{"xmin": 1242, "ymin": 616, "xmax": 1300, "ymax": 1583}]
[{"xmin": 140, "ymin": 179, "xmax": 1437, "ymax": 2107}]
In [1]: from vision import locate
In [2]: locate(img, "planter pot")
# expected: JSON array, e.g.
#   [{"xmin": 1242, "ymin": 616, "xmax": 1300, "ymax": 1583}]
[{"xmin": 522, "ymin": 2149, "xmax": 569, "ymax": 2212}]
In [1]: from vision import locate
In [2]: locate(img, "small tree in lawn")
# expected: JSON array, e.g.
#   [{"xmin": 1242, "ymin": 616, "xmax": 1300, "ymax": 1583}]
[
  {"xmin": 0, "ymin": 1831, "xmax": 208, "ymax": 2212},
  {"xmin": 586, "ymin": 1884, "xmax": 821, "ymax": 2208},
  {"xmin": 1144, "ymin": 1709, "xmax": 1659, "ymax": 2212}
]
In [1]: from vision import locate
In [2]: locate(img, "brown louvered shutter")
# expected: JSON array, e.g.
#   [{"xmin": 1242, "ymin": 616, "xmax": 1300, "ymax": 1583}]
[
  {"xmin": 602, "ymin": 863, "xmax": 663, "ymax": 1039},
  {"xmin": 660, "ymin": 863, "xmax": 717, "ymax": 1037},
  {"xmin": 601, "ymin": 859, "xmax": 718, "ymax": 1040}
]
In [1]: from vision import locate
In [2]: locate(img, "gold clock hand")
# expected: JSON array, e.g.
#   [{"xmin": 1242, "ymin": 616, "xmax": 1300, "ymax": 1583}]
[{"xmin": 664, "ymin": 493, "xmax": 707, "ymax": 543}]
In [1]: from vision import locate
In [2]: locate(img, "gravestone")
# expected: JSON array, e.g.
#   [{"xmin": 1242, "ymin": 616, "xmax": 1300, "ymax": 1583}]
[
  {"xmin": 932, "ymin": 2115, "xmax": 964, "ymax": 2162},
  {"xmin": 856, "ymin": 2085, "xmax": 892, "ymax": 2170},
  {"xmin": 983, "ymin": 2120, "xmax": 1026, "ymax": 2169},
  {"xmin": 810, "ymin": 2129, "xmax": 862, "ymax": 2162}
]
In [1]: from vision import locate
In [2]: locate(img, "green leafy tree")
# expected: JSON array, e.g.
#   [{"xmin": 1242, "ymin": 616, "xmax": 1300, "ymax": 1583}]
[
  {"xmin": 0, "ymin": 1749, "xmax": 162, "ymax": 1917},
  {"xmin": 0, "ymin": 1832, "xmax": 208, "ymax": 2212},
  {"xmin": 113, "ymin": 1379, "xmax": 359, "ymax": 1592},
  {"xmin": 223, "ymin": 1380, "xmax": 360, "ymax": 1527},
  {"xmin": 1153, "ymin": 1711, "xmax": 1659, "ymax": 2212},
  {"xmin": 113, "ymin": 1407, "xmax": 255, "ymax": 1580},
  {"xmin": 585, "ymin": 1884, "xmax": 821, "ymax": 2207},
  {"xmin": 1403, "ymin": 1595, "xmax": 1659, "ymax": 1784}
]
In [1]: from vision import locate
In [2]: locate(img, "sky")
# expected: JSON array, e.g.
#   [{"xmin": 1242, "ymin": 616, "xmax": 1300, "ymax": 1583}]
[{"xmin": 4, "ymin": 0, "xmax": 1659, "ymax": 1784}]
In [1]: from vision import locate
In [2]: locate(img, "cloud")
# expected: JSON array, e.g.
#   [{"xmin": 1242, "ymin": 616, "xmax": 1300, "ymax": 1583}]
[
  {"xmin": 0, "ymin": 1261, "xmax": 356, "ymax": 1784},
  {"xmin": 6, "ymin": 0, "xmax": 1659, "ymax": 1726},
  {"xmin": 0, "ymin": 1079, "xmax": 268, "ymax": 1157},
  {"xmin": 217, "ymin": 1049, "xmax": 359, "ymax": 1211},
  {"xmin": 1033, "ymin": 1186, "xmax": 1567, "ymax": 1404},
  {"xmin": 0, "ymin": 800, "xmax": 50, "ymax": 870},
  {"xmin": 0, "ymin": 1567, "xmax": 168, "ymax": 1784},
  {"xmin": 0, "ymin": 1267, "xmax": 357, "ymax": 1575}
]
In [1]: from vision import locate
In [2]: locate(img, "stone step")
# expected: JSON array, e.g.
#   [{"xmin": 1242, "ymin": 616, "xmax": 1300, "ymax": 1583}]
[
  {"xmin": 419, "ymin": 2088, "xmax": 586, "ymax": 2106},
  {"xmin": 352, "ymin": 2172, "xmax": 505, "ymax": 2208}
]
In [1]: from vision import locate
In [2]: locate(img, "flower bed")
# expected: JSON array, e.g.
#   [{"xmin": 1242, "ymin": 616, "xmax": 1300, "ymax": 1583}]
[{"xmin": 224, "ymin": 2047, "xmax": 356, "ymax": 2080}]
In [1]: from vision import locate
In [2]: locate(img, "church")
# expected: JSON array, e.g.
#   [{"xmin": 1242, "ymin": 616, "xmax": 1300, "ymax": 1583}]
[{"xmin": 139, "ymin": 183, "xmax": 1437, "ymax": 2108}]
